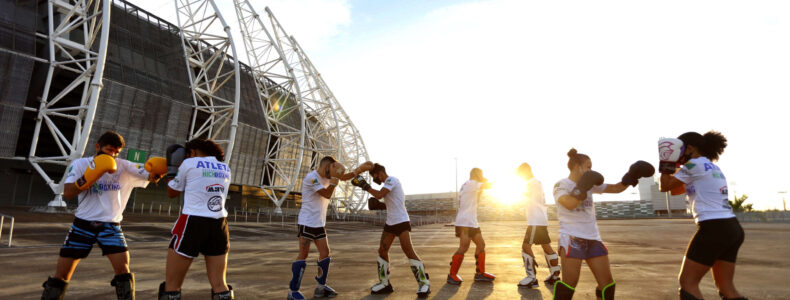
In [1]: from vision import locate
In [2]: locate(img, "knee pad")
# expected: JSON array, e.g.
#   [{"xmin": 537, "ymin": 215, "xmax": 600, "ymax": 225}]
[
  {"xmin": 680, "ymin": 289, "xmax": 703, "ymax": 300},
  {"xmin": 110, "ymin": 273, "xmax": 135, "ymax": 300},
  {"xmin": 595, "ymin": 281, "xmax": 615, "ymax": 300},
  {"xmin": 553, "ymin": 281, "xmax": 575, "ymax": 300},
  {"xmin": 41, "ymin": 277, "xmax": 68, "ymax": 300},
  {"xmin": 158, "ymin": 282, "xmax": 181, "ymax": 300},
  {"xmin": 211, "ymin": 285, "xmax": 234, "ymax": 300}
]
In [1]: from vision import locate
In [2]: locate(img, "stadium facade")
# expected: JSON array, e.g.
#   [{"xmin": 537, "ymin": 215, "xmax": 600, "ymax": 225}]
[{"xmin": 0, "ymin": 0, "xmax": 370, "ymax": 215}]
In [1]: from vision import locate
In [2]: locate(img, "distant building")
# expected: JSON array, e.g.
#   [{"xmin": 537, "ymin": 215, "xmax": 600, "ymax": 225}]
[{"xmin": 637, "ymin": 177, "xmax": 689, "ymax": 216}]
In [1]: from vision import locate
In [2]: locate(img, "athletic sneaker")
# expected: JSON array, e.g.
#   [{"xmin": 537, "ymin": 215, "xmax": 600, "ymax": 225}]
[
  {"xmin": 518, "ymin": 277, "xmax": 539, "ymax": 288},
  {"xmin": 474, "ymin": 272, "xmax": 495, "ymax": 282},
  {"xmin": 314, "ymin": 285, "xmax": 337, "ymax": 298},
  {"xmin": 370, "ymin": 283, "xmax": 394, "ymax": 294},
  {"xmin": 544, "ymin": 272, "xmax": 560, "ymax": 286},
  {"xmin": 446, "ymin": 274, "xmax": 462, "ymax": 285},
  {"xmin": 416, "ymin": 283, "xmax": 431, "ymax": 296},
  {"xmin": 287, "ymin": 291, "xmax": 306, "ymax": 300}
]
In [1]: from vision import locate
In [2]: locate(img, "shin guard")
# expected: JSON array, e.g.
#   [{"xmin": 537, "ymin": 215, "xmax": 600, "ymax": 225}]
[
  {"xmin": 596, "ymin": 281, "xmax": 615, "ymax": 300},
  {"xmin": 544, "ymin": 252, "xmax": 561, "ymax": 281},
  {"xmin": 41, "ymin": 277, "xmax": 68, "ymax": 300},
  {"xmin": 371, "ymin": 256, "xmax": 393, "ymax": 294},
  {"xmin": 158, "ymin": 282, "xmax": 181, "ymax": 300},
  {"xmin": 553, "ymin": 281, "xmax": 575, "ymax": 300},
  {"xmin": 409, "ymin": 259, "xmax": 431, "ymax": 295},
  {"xmin": 474, "ymin": 252, "xmax": 495, "ymax": 281},
  {"xmin": 110, "ymin": 273, "xmax": 135, "ymax": 300},
  {"xmin": 289, "ymin": 260, "xmax": 307, "ymax": 292},
  {"xmin": 315, "ymin": 257, "xmax": 331, "ymax": 286},
  {"xmin": 679, "ymin": 289, "xmax": 703, "ymax": 300},
  {"xmin": 447, "ymin": 254, "xmax": 463, "ymax": 284}
]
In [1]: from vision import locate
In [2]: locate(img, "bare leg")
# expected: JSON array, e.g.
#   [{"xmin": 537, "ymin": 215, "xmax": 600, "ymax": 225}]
[
  {"xmin": 296, "ymin": 237, "xmax": 312, "ymax": 260},
  {"xmin": 711, "ymin": 260, "xmax": 742, "ymax": 299},
  {"xmin": 559, "ymin": 247, "xmax": 582, "ymax": 287},
  {"xmin": 678, "ymin": 257, "xmax": 710, "ymax": 299},
  {"xmin": 314, "ymin": 237, "xmax": 330, "ymax": 260},
  {"xmin": 398, "ymin": 231, "xmax": 420, "ymax": 260},
  {"xmin": 455, "ymin": 229, "xmax": 471, "ymax": 256},
  {"xmin": 470, "ymin": 232, "xmax": 485, "ymax": 255},
  {"xmin": 205, "ymin": 254, "xmax": 229, "ymax": 293},
  {"xmin": 586, "ymin": 255, "xmax": 614, "ymax": 300},
  {"xmin": 106, "ymin": 251, "xmax": 131, "ymax": 275},
  {"xmin": 54, "ymin": 257, "xmax": 80, "ymax": 281},
  {"xmin": 378, "ymin": 232, "xmax": 396, "ymax": 261},
  {"xmin": 165, "ymin": 249, "xmax": 193, "ymax": 291}
]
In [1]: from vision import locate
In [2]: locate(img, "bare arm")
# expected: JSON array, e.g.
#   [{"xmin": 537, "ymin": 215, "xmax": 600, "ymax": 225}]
[
  {"xmin": 659, "ymin": 173, "xmax": 683, "ymax": 192},
  {"xmin": 62, "ymin": 183, "xmax": 80, "ymax": 200},
  {"xmin": 603, "ymin": 183, "xmax": 628, "ymax": 194},
  {"xmin": 367, "ymin": 187, "xmax": 391, "ymax": 200},
  {"xmin": 557, "ymin": 194, "xmax": 581, "ymax": 210},
  {"xmin": 316, "ymin": 178, "xmax": 340, "ymax": 198},
  {"xmin": 167, "ymin": 186, "xmax": 181, "ymax": 198}
]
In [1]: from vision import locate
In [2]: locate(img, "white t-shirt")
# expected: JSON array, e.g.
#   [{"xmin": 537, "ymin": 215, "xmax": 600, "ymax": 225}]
[
  {"xmin": 552, "ymin": 178, "xmax": 608, "ymax": 241},
  {"xmin": 382, "ymin": 176, "xmax": 410, "ymax": 225},
  {"xmin": 168, "ymin": 156, "xmax": 231, "ymax": 218},
  {"xmin": 524, "ymin": 178, "xmax": 548, "ymax": 226},
  {"xmin": 64, "ymin": 157, "xmax": 149, "ymax": 223},
  {"xmin": 674, "ymin": 156, "xmax": 735, "ymax": 223},
  {"xmin": 455, "ymin": 180, "xmax": 483, "ymax": 228},
  {"xmin": 298, "ymin": 170, "xmax": 330, "ymax": 228}
]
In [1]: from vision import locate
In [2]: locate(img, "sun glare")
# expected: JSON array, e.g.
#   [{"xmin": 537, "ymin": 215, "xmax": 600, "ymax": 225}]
[{"xmin": 485, "ymin": 176, "xmax": 525, "ymax": 206}]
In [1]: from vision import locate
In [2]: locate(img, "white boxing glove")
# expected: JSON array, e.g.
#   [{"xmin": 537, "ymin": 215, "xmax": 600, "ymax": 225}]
[{"xmin": 658, "ymin": 138, "xmax": 684, "ymax": 174}]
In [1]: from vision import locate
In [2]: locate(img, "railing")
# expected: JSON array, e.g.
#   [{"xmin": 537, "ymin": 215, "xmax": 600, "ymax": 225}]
[
  {"xmin": 0, "ymin": 213, "xmax": 14, "ymax": 247},
  {"xmin": 127, "ymin": 202, "xmax": 455, "ymax": 227}
]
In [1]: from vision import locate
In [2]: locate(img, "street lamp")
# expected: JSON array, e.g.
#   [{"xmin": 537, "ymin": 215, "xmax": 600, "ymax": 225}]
[{"xmin": 780, "ymin": 191, "xmax": 787, "ymax": 211}]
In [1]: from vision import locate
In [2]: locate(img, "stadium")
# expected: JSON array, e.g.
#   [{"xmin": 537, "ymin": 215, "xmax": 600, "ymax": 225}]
[
  {"xmin": 0, "ymin": 0, "xmax": 370, "ymax": 215},
  {"xmin": 1, "ymin": 0, "xmax": 789, "ymax": 299}
]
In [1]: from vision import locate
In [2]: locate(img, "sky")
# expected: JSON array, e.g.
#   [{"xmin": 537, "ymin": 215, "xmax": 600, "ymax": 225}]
[{"xmin": 131, "ymin": 0, "xmax": 790, "ymax": 210}]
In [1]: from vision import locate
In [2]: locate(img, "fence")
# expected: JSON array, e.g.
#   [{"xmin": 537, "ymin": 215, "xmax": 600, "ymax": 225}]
[
  {"xmin": 0, "ymin": 213, "xmax": 14, "ymax": 247},
  {"xmin": 127, "ymin": 202, "xmax": 455, "ymax": 227},
  {"xmin": 735, "ymin": 211, "xmax": 790, "ymax": 223}
]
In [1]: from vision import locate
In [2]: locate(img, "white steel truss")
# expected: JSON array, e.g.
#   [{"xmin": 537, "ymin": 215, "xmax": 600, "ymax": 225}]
[
  {"xmin": 26, "ymin": 0, "xmax": 112, "ymax": 207},
  {"xmin": 232, "ymin": 0, "xmax": 306, "ymax": 210},
  {"xmin": 290, "ymin": 36, "xmax": 371, "ymax": 215},
  {"xmin": 175, "ymin": 0, "xmax": 240, "ymax": 163}
]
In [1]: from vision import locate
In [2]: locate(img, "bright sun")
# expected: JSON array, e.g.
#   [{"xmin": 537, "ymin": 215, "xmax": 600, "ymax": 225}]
[{"xmin": 484, "ymin": 176, "xmax": 525, "ymax": 206}]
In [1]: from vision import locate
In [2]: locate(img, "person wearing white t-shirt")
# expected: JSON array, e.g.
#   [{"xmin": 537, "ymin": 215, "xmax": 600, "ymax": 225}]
[
  {"xmin": 41, "ymin": 131, "xmax": 166, "ymax": 300},
  {"xmin": 659, "ymin": 131, "xmax": 746, "ymax": 300},
  {"xmin": 447, "ymin": 168, "xmax": 495, "ymax": 285},
  {"xmin": 552, "ymin": 148, "xmax": 654, "ymax": 300},
  {"xmin": 351, "ymin": 163, "xmax": 431, "ymax": 296},
  {"xmin": 516, "ymin": 162, "xmax": 561, "ymax": 289},
  {"xmin": 288, "ymin": 157, "xmax": 371, "ymax": 300},
  {"xmin": 158, "ymin": 139, "xmax": 234, "ymax": 300}
]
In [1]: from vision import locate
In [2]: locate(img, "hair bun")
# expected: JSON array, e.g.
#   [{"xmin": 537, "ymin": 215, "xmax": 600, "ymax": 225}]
[{"xmin": 567, "ymin": 148, "xmax": 578, "ymax": 158}]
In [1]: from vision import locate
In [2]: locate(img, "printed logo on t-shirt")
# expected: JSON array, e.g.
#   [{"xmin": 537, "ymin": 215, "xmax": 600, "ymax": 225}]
[
  {"xmin": 206, "ymin": 184, "xmax": 225, "ymax": 193},
  {"xmin": 202, "ymin": 170, "xmax": 230, "ymax": 179},
  {"xmin": 553, "ymin": 182, "xmax": 561, "ymax": 194},
  {"xmin": 207, "ymin": 196, "xmax": 223, "ymax": 212},
  {"xmin": 88, "ymin": 182, "xmax": 121, "ymax": 195},
  {"xmin": 685, "ymin": 163, "xmax": 696, "ymax": 170}
]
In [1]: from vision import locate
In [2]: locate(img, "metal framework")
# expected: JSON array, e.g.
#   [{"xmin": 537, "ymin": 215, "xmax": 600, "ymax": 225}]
[
  {"xmin": 175, "ymin": 0, "xmax": 240, "ymax": 163},
  {"xmin": 232, "ymin": 0, "xmax": 306, "ymax": 211},
  {"xmin": 290, "ymin": 36, "xmax": 371, "ymax": 214},
  {"xmin": 27, "ymin": 0, "xmax": 112, "ymax": 207}
]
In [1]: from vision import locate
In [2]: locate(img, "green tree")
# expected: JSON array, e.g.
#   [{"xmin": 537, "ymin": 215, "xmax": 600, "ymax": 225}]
[{"xmin": 729, "ymin": 193, "xmax": 753, "ymax": 212}]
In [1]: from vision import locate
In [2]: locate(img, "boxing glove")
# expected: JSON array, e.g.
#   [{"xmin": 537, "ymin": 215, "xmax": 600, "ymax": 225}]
[
  {"xmin": 351, "ymin": 175, "xmax": 371, "ymax": 190},
  {"xmin": 329, "ymin": 162, "xmax": 346, "ymax": 179},
  {"xmin": 368, "ymin": 197, "xmax": 386, "ymax": 210},
  {"xmin": 145, "ymin": 156, "xmax": 167, "ymax": 179},
  {"xmin": 570, "ymin": 171, "xmax": 604, "ymax": 201},
  {"xmin": 75, "ymin": 154, "xmax": 117, "ymax": 190},
  {"xmin": 658, "ymin": 138, "xmax": 684, "ymax": 174},
  {"xmin": 621, "ymin": 161, "xmax": 655, "ymax": 187},
  {"xmin": 166, "ymin": 144, "xmax": 185, "ymax": 178}
]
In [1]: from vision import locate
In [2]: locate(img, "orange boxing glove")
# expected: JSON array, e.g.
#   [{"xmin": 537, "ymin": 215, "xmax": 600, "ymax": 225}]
[
  {"xmin": 75, "ymin": 154, "xmax": 117, "ymax": 190},
  {"xmin": 145, "ymin": 157, "xmax": 167, "ymax": 176}
]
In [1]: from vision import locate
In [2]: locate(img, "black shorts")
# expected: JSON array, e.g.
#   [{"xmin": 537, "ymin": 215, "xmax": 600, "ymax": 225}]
[
  {"xmin": 685, "ymin": 217, "xmax": 744, "ymax": 266},
  {"xmin": 169, "ymin": 214, "xmax": 229, "ymax": 258},
  {"xmin": 455, "ymin": 226, "xmax": 481, "ymax": 238},
  {"xmin": 60, "ymin": 218, "xmax": 128, "ymax": 258},
  {"xmin": 297, "ymin": 224, "xmax": 327, "ymax": 240},
  {"xmin": 384, "ymin": 221, "xmax": 412, "ymax": 235},
  {"xmin": 524, "ymin": 225, "xmax": 551, "ymax": 245}
]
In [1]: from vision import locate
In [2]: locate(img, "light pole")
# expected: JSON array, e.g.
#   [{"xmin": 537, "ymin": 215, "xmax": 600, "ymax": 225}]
[
  {"xmin": 454, "ymin": 157, "xmax": 458, "ymax": 197},
  {"xmin": 780, "ymin": 191, "xmax": 787, "ymax": 211}
]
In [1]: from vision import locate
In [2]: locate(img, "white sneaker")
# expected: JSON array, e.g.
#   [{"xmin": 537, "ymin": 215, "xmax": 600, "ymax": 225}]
[{"xmin": 518, "ymin": 276, "xmax": 539, "ymax": 288}]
